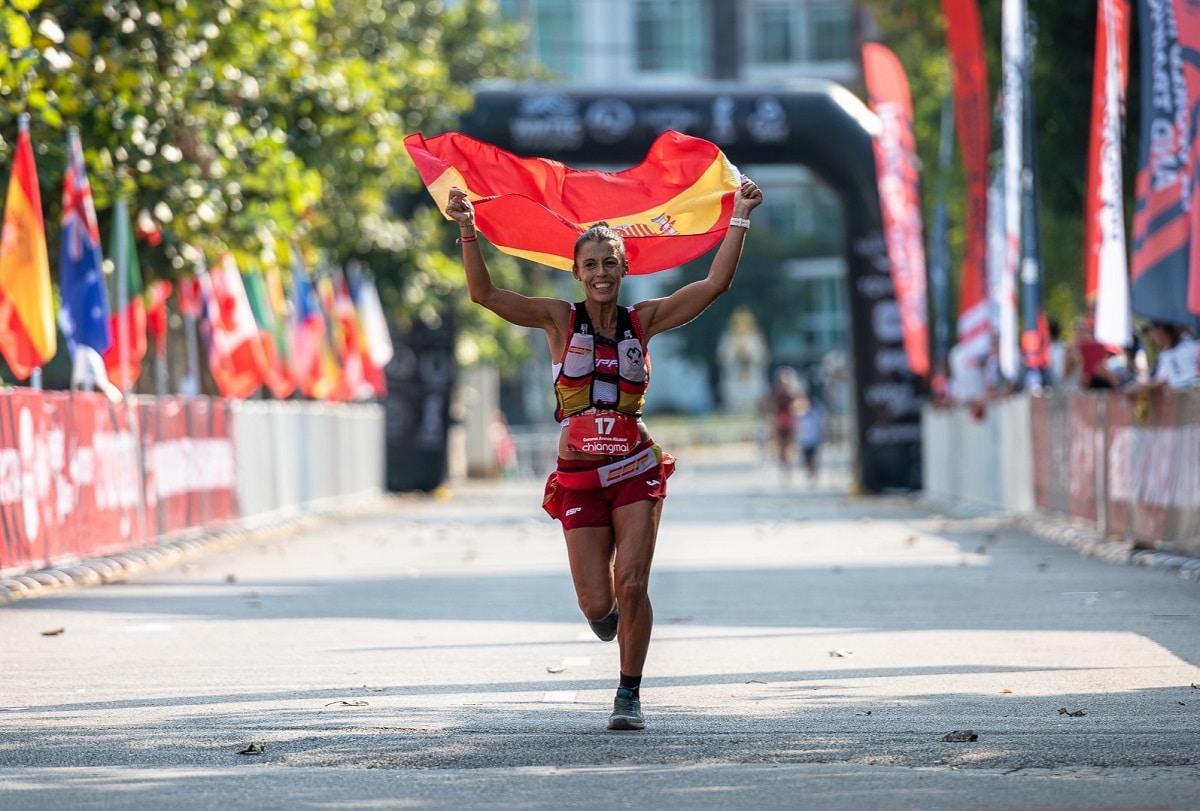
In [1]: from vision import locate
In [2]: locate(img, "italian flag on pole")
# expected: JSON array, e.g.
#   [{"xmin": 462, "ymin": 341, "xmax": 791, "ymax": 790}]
[
  {"xmin": 102, "ymin": 194, "xmax": 147, "ymax": 391},
  {"xmin": 0, "ymin": 115, "xmax": 57, "ymax": 379}
]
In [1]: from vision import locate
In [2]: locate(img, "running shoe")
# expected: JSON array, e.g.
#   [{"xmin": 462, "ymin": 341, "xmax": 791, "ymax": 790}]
[
  {"xmin": 607, "ymin": 687, "xmax": 644, "ymax": 731},
  {"xmin": 588, "ymin": 607, "xmax": 619, "ymax": 642}
]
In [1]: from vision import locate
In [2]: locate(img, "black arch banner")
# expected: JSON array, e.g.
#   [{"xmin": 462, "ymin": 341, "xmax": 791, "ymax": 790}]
[{"xmin": 460, "ymin": 81, "xmax": 923, "ymax": 492}]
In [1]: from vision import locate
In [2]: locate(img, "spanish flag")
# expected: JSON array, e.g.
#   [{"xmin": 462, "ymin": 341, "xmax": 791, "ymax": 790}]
[
  {"xmin": 404, "ymin": 130, "xmax": 740, "ymax": 275},
  {"xmin": 0, "ymin": 117, "xmax": 57, "ymax": 379}
]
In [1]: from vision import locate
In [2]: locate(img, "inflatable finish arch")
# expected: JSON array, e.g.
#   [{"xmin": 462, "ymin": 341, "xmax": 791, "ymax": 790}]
[{"xmin": 461, "ymin": 81, "xmax": 923, "ymax": 493}]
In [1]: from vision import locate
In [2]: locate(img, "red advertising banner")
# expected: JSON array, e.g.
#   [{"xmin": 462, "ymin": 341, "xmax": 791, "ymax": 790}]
[
  {"xmin": 0, "ymin": 392, "xmax": 240, "ymax": 576},
  {"xmin": 1084, "ymin": 0, "xmax": 1133, "ymax": 349},
  {"xmin": 863, "ymin": 43, "xmax": 931, "ymax": 378},
  {"xmin": 941, "ymin": 0, "xmax": 992, "ymax": 356}
]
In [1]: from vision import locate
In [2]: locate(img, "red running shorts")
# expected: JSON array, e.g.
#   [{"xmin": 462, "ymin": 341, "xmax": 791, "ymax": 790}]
[{"xmin": 543, "ymin": 454, "xmax": 675, "ymax": 530}]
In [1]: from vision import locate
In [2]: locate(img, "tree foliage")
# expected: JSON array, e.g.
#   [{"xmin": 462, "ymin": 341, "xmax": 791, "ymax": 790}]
[{"xmin": 1, "ymin": 0, "xmax": 537, "ymax": 376}]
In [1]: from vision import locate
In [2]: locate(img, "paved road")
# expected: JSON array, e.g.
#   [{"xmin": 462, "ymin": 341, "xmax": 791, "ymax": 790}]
[{"xmin": 1, "ymin": 446, "xmax": 1198, "ymax": 809}]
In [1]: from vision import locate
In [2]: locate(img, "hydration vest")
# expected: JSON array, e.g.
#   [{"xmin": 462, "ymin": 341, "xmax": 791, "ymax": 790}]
[{"xmin": 554, "ymin": 302, "xmax": 649, "ymax": 422}]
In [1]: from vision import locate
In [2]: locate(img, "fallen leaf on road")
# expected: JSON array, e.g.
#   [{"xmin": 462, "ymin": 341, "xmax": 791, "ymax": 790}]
[
  {"xmin": 40, "ymin": 627, "xmax": 65, "ymax": 636},
  {"xmin": 904, "ymin": 535, "xmax": 916, "ymax": 546},
  {"xmin": 855, "ymin": 710, "xmax": 872, "ymax": 716},
  {"xmin": 545, "ymin": 665, "xmax": 566, "ymax": 674},
  {"xmin": 361, "ymin": 685, "xmax": 386, "ymax": 692},
  {"xmin": 237, "ymin": 742, "xmax": 265, "ymax": 755},
  {"xmin": 324, "ymin": 700, "xmax": 369, "ymax": 707},
  {"xmin": 224, "ymin": 574, "xmax": 237, "ymax": 584},
  {"xmin": 745, "ymin": 679, "xmax": 767, "ymax": 684},
  {"xmin": 1057, "ymin": 707, "xmax": 1087, "ymax": 717},
  {"xmin": 1001, "ymin": 689, "xmax": 1014, "ymax": 695},
  {"xmin": 942, "ymin": 730, "xmax": 978, "ymax": 742},
  {"xmin": 1177, "ymin": 701, "xmax": 1185, "ymax": 706},
  {"xmin": 829, "ymin": 649, "xmax": 853, "ymax": 658}
]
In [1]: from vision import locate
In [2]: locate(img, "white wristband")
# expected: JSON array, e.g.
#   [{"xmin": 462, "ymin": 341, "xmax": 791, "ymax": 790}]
[{"xmin": 729, "ymin": 217, "xmax": 751, "ymax": 229}]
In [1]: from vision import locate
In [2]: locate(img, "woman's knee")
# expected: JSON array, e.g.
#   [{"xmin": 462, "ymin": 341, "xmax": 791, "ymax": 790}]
[{"xmin": 576, "ymin": 589, "xmax": 614, "ymax": 620}]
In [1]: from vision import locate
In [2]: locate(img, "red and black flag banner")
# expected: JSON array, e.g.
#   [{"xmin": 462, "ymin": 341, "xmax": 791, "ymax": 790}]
[
  {"xmin": 403, "ymin": 130, "xmax": 741, "ymax": 275},
  {"xmin": 1132, "ymin": 0, "xmax": 1200, "ymax": 328}
]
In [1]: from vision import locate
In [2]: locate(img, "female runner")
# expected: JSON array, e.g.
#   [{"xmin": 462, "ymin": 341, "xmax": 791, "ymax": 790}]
[{"xmin": 446, "ymin": 178, "xmax": 763, "ymax": 730}]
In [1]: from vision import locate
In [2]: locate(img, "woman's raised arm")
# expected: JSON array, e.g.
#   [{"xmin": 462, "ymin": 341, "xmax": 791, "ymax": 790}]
[
  {"xmin": 447, "ymin": 187, "xmax": 569, "ymax": 333},
  {"xmin": 635, "ymin": 178, "xmax": 763, "ymax": 339}
]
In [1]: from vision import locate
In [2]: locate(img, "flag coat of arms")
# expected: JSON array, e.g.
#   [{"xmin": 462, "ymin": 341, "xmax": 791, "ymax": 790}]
[
  {"xmin": 404, "ymin": 130, "xmax": 740, "ymax": 274},
  {"xmin": 0, "ymin": 117, "xmax": 57, "ymax": 378}
]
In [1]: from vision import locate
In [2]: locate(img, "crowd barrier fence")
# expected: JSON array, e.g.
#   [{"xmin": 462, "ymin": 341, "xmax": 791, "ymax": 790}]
[
  {"xmin": 0, "ymin": 391, "xmax": 384, "ymax": 577},
  {"xmin": 923, "ymin": 389, "xmax": 1200, "ymax": 558}
]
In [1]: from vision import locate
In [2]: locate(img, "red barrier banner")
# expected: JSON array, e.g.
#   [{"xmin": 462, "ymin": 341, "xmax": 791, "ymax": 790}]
[
  {"xmin": 0, "ymin": 392, "xmax": 145, "ymax": 573},
  {"xmin": 0, "ymin": 391, "xmax": 240, "ymax": 575}
]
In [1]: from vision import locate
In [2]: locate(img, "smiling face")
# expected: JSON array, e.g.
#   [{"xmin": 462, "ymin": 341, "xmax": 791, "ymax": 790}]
[{"xmin": 573, "ymin": 239, "xmax": 626, "ymax": 304}]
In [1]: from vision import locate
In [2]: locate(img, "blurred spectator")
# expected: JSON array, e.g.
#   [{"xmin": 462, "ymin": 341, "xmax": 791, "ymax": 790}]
[
  {"xmin": 1063, "ymin": 317, "xmax": 1117, "ymax": 389},
  {"xmin": 797, "ymin": 392, "xmax": 824, "ymax": 486},
  {"xmin": 1144, "ymin": 321, "xmax": 1200, "ymax": 390},
  {"xmin": 764, "ymin": 366, "xmax": 806, "ymax": 481}
]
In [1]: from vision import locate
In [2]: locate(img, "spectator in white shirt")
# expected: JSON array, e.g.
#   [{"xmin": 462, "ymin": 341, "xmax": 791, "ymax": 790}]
[{"xmin": 1145, "ymin": 321, "xmax": 1200, "ymax": 390}]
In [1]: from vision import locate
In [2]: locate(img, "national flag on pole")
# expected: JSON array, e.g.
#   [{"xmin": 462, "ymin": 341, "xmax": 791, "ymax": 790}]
[
  {"xmin": 1132, "ymin": 0, "xmax": 1200, "ymax": 330},
  {"xmin": 1085, "ymin": 0, "xmax": 1133, "ymax": 347},
  {"xmin": 244, "ymin": 267, "xmax": 295, "ymax": 399},
  {"xmin": 863, "ymin": 42, "xmax": 930, "ymax": 379},
  {"xmin": 145, "ymin": 280, "xmax": 173, "ymax": 357},
  {"xmin": 404, "ymin": 130, "xmax": 741, "ymax": 274},
  {"xmin": 102, "ymin": 194, "xmax": 147, "ymax": 390},
  {"xmin": 941, "ymin": 0, "xmax": 992, "ymax": 359},
  {"xmin": 58, "ymin": 127, "xmax": 111, "ymax": 355},
  {"xmin": 201, "ymin": 254, "xmax": 268, "ymax": 399},
  {"xmin": 0, "ymin": 115, "xmax": 57, "ymax": 379},
  {"xmin": 289, "ymin": 249, "xmax": 332, "ymax": 399},
  {"xmin": 351, "ymin": 270, "xmax": 393, "ymax": 396}
]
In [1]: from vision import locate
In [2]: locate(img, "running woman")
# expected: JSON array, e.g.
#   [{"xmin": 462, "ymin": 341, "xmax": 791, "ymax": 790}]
[{"xmin": 446, "ymin": 178, "xmax": 763, "ymax": 730}]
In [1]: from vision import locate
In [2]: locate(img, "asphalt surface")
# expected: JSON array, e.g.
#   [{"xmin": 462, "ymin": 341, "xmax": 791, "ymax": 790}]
[{"xmin": 1, "ymin": 445, "xmax": 1198, "ymax": 809}]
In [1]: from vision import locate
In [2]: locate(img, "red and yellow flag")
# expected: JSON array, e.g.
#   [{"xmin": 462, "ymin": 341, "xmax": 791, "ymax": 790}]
[
  {"xmin": 404, "ymin": 130, "xmax": 740, "ymax": 275},
  {"xmin": 0, "ymin": 118, "xmax": 57, "ymax": 378}
]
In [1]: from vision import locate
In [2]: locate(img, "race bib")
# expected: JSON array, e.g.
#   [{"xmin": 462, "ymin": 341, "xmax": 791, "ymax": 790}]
[{"xmin": 565, "ymin": 412, "xmax": 641, "ymax": 456}]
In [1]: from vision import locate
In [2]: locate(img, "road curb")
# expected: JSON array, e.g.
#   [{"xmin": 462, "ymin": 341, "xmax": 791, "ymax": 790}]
[
  {"xmin": 921, "ymin": 497, "xmax": 1200, "ymax": 582},
  {"xmin": 0, "ymin": 493, "xmax": 396, "ymax": 606}
]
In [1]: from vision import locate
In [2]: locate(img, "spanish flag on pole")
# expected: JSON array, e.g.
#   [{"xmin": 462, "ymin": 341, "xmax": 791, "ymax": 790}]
[
  {"xmin": 0, "ymin": 115, "xmax": 57, "ymax": 379},
  {"xmin": 403, "ymin": 130, "xmax": 740, "ymax": 275}
]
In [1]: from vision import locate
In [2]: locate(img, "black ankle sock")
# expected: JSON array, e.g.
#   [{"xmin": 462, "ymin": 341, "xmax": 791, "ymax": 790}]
[{"xmin": 619, "ymin": 673, "xmax": 641, "ymax": 697}]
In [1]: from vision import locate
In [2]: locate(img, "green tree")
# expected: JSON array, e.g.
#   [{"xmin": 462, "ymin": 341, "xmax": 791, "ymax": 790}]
[{"xmin": 1, "ymin": 0, "xmax": 536, "ymax": 386}]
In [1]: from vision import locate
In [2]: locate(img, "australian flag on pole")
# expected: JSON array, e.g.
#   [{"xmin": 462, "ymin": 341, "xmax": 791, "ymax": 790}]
[{"xmin": 59, "ymin": 128, "xmax": 111, "ymax": 352}]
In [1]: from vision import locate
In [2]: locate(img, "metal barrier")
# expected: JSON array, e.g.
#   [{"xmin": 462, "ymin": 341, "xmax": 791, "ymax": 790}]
[
  {"xmin": 925, "ymin": 389, "xmax": 1200, "ymax": 558},
  {"xmin": 921, "ymin": 395, "xmax": 1034, "ymax": 512},
  {"xmin": 0, "ymin": 392, "xmax": 384, "ymax": 576}
]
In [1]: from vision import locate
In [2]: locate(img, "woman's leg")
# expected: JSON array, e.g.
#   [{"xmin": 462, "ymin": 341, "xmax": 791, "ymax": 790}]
[
  {"xmin": 563, "ymin": 525, "xmax": 616, "ymax": 621},
  {"xmin": 610, "ymin": 498, "xmax": 663, "ymax": 677}
]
